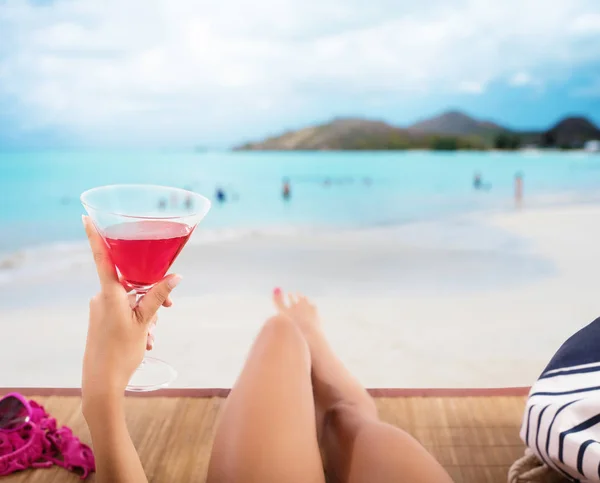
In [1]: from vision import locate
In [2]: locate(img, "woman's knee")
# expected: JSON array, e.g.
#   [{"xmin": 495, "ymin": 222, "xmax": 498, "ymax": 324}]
[
  {"xmin": 260, "ymin": 314, "xmax": 304, "ymax": 344},
  {"xmin": 257, "ymin": 315, "xmax": 310, "ymax": 358}
]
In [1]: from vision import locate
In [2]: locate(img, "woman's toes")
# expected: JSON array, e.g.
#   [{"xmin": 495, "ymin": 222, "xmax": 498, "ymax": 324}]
[
  {"xmin": 273, "ymin": 287, "xmax": 287, "ymax": 312},
  {"xmin": 288, "ymin": 293, "xmax": 297, "ymax": 305},
  {"xmin": 298, "ymin": 293, "xmax": 311, "ymax": 307}
]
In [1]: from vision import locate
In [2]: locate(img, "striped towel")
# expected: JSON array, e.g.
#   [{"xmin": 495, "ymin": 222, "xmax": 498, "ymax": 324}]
[{"xmin": 521, "ymin": 317, "xmax": 600, "ymax": 482}]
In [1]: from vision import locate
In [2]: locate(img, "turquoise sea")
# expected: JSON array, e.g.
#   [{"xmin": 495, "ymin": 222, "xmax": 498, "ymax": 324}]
[{"xmin": 1, "ymin": 150, "xmax": 600, "ymax": 256}]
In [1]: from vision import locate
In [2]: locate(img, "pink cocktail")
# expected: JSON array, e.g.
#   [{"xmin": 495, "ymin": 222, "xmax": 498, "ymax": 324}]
[
  {"xmin": 81, "ymin": 185, "xmax": 211, "ymax": 391},
  {"xmin": 104, "ymin": 221, "xmax": 193, "ymax": 288}
]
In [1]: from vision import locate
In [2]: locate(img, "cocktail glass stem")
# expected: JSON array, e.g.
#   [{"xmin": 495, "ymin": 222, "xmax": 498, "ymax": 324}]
[{"xmin": 125, "ymin": 291, "xmax": 178, "ymax": 392}]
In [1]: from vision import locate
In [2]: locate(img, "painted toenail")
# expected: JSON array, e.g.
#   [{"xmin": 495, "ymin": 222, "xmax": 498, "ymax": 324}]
[{"xmin": 274, "ymin": 287, "xmax": 282, "ymax": 295}]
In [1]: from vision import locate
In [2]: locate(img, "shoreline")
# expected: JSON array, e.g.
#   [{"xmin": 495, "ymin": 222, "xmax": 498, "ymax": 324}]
[
  {"xmin": 0, "ymin": 207, "xmax": 550, "ymax": 305},
  {"xmin": 3, "ymin": 188, "xmax": 600, "ymax": 288}
]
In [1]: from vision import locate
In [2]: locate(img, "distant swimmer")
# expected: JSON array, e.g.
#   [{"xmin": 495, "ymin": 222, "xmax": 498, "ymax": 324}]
[
  {"xmin": 158, "ymin": 198, "xmax": 167, "ymax": 210},
  {"xmin": 515, "ymin": 172, "xmax": 523, "ymax": 206},
  {"xmin": 215, "ymin": 187, "xmax": 226, "ymax": 203},
  {"xmin": 184, "ymin": 194, "xmax": 193, "ymax": 210},
  {"xmin": 282, "ymin": 178, "xmax": 291, "ymax": 200},
  {"xmin": 473, "ymin": 172, "xmax": 491, "ymax": 191}
]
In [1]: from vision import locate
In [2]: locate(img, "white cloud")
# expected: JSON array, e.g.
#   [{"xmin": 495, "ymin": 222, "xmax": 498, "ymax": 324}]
[
  {"xmin": 570, "ymin": 13, "xmax": 600, "ymax": 34},
  {"xmin": 458, "ymin": 81, "xmax": 486, "ymax": 94},
  {"xmin": 508, "ymin": 71, "xmax": 542, "ymax": 88},
  {"xmin": 0, "ymin": 0, "xmax": 599, "ymax": 145}
]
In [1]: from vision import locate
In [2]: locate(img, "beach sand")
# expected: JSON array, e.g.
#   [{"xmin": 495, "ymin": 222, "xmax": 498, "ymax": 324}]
[{"xmin": 1, "ymin": 203, "xmax": 599, "ymax": 389}]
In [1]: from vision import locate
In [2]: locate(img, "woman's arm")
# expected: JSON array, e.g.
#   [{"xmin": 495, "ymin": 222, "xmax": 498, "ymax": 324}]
[
  {"xmin": 84, "ymin": 395, "xmax": 147, "ymax": 483},
  {"xmin": 81, "ymin": 216, "xmax": 180, "ymax": 483}
]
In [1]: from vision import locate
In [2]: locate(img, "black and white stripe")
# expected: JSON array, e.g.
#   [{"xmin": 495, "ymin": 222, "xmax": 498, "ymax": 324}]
[{"xmin": 520, "ymin": 317, "xmax": 600, "ymax": 482}]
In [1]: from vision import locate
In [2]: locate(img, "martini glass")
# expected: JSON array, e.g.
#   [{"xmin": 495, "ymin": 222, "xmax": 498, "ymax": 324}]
[{"xmin": 81, "ymin": 184, "xmax": 211, "ymax": 392}]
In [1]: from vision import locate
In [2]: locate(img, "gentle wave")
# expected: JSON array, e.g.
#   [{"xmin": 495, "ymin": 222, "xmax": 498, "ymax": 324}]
[
  {"xmin": 0, "ymin": 225, "xmax": 322, "ymax": 285},
  {"xmin": 0, "ymin": 241, "xmax": 91, "ymax": 284}
]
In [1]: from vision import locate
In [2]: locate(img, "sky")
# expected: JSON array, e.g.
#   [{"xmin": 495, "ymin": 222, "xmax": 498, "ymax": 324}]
[{"xmin": 1, "ymin": 0, "xmax": 600, "ymax": 148}]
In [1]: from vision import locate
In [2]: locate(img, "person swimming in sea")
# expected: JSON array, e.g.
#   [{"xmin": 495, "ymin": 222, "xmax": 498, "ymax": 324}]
[
  {"xmin": 215, "ymin": 187, "xmax": 226, "ymax": 203},
  {"xmin": 282, "ymin": 178, "xmax": 291, "ymax": 200},
  {"xmin": 473, "ymin": 172, "xmax": 491, "ymax": 191},
  {"xmin": 515, "ymin": 172, "xmax": 523, "ymax": 206}
]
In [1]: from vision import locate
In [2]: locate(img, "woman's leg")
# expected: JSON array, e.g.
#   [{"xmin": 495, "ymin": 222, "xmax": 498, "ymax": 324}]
[
  {"xmin": 274, "ymin": 290, "xmax": 453, "ymax": 483},
  {"xmin": 206, "ymin": 314, "xmax": 326, "ymax": 483}
]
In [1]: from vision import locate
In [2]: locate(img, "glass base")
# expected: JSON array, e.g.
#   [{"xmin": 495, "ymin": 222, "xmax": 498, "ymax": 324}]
[{"xmin": 126, "ymin": 356, "xmax": 178, "ymax": 392}]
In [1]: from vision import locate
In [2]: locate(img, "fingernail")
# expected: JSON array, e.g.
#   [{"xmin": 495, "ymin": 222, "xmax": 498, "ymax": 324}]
[
  {"xmin": 168, "ymin": 274, "xmax": 182, "ymax": 289},
  {"xmin": 274, "ymin": 287, "xmax": 281, "ymax": 295}
]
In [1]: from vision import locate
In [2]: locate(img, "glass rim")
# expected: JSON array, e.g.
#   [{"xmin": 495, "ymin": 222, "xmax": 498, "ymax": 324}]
[{"xmin": 80, "ymin": 184, "xmax": 212, "ymax": 221}]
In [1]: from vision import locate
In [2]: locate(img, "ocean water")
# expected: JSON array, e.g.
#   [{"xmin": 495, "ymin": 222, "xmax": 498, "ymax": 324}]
[{"xmin": 1, "ymin": 149, "xmax": 600, "ymax": 257}]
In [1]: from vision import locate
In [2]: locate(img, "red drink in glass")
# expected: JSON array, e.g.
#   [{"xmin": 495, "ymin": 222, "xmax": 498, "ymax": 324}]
[{"xmin": 104, "ymin": 221, "xmax": 193, "ymax": 287}]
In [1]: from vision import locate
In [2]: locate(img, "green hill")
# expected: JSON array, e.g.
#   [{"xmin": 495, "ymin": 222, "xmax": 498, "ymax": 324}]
[
  {"xmin": 539, "ymin": 117, "xmax": 600, "ymax": 149},
  {"xmin": 408, "ymin": 110, "xmax": 506, "ymax": 136},
  {"xmin": 235, "ymin": 116, "xmax": 488, "ymax": 151},
  {"xmin": 234, "ymin": 111, "xmax": 600, "ymax": 151}
]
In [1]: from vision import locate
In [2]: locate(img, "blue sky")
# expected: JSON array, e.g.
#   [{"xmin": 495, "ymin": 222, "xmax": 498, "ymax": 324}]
[{"xmin": 1, "ymin": 0, "xmax": 600, "ymax": 148}]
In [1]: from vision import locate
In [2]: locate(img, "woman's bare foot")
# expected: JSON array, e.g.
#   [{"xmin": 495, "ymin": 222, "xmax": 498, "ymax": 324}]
[{"xmin": 272, "ymin": 287, "xmax": 322, "ymax": 344}]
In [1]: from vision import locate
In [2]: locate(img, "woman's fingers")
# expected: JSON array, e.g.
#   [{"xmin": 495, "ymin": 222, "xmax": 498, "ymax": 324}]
[
  {"xmin": 146, "ymin": 333, "xmax": 155, "ymax": 351},
  {"xmin": 119, "ymin": 275, "xmax": 173, "ymax": 308},
  {"xmin": 82, "ymin": 215, "xmax": 119, "ymax": 289},
  {"xmin": 146, "ymin": 315, "xmax": 157, "ymax": 350},
  {"xmin": 127, "ymin": 293, "xmax": 137, "ymax": 309},
  {"xmin": 136, "ymin": 274, "xmax": 181, "ymax": 324}
]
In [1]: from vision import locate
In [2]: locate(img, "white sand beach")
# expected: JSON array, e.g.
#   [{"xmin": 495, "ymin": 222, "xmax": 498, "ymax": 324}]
[{"xmin": 1, "ymin": 203, "xmax": 599, "ymax": 389}]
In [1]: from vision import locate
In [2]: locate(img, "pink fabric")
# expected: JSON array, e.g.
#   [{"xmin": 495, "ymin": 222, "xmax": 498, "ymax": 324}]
[{"xmin": 0, "ymin": 398, "xmax": 95, "ymax": 479}]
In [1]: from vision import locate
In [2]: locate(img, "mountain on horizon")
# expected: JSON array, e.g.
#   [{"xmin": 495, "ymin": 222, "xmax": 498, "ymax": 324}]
[
  {"xmin": 408, "ymin": 110, "xmax": 507, "ymax": 135},
  {"xmin": 541, "ymin": 117, "xmax": 600, "ymax": 148},
  {"xmin": 234, "ymin": 110, "xmax": 600, "ymax": 151},
  {"xmin": 235, "ymin": 117, "xmax": 409, "ymax": 151}
]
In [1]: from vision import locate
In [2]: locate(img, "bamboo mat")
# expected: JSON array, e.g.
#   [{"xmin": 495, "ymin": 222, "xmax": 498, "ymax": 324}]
[{"xmin": 3, "ymin": 394, "xmax": 528, "ymax": 483}]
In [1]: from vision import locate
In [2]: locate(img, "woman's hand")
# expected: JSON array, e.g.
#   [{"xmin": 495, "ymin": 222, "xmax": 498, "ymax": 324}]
[{"xmin": 81, "ymin": 215, "xmax": 181, "ymax": 415}]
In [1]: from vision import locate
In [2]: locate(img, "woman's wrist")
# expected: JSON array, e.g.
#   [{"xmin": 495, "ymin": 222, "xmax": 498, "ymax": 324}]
[{"xmin": 82, "ymin": 388, "xmax": 125, "ymax": 430}]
